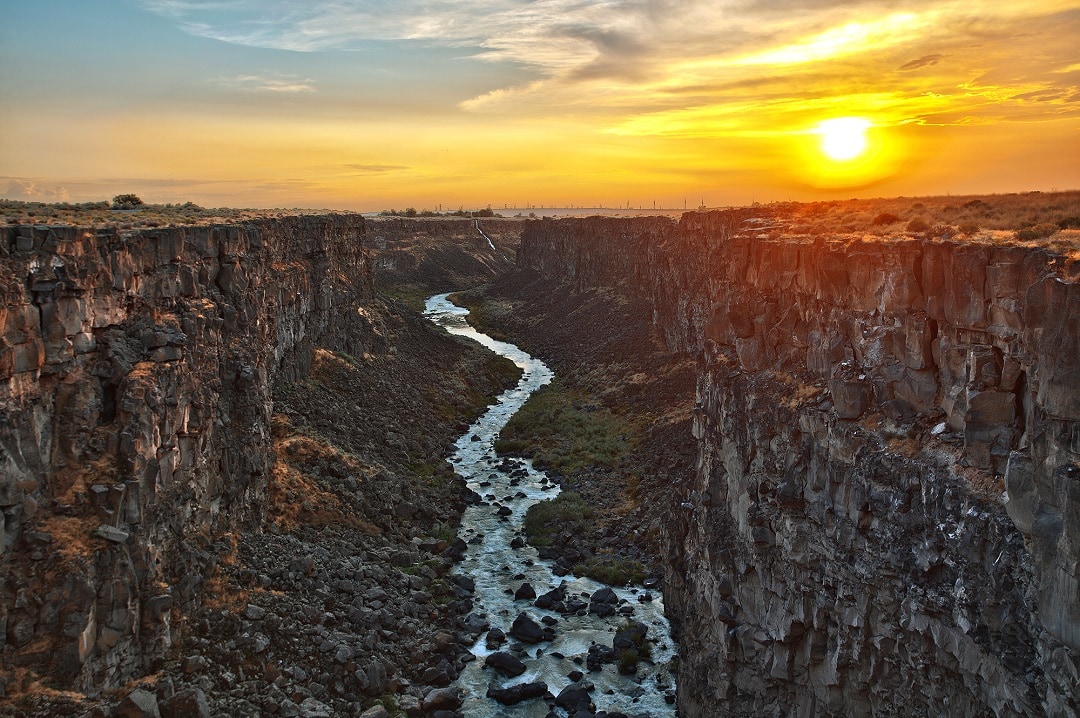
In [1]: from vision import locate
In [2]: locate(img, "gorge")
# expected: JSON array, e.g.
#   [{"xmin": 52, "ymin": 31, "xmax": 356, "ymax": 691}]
[
  {"xmin": 1, "ymin": 204, "xmax": 1078, "ymax": 717},
  {"xmin": 491, "ymin": 211, "xmax": 1079, "ymax": 717}
]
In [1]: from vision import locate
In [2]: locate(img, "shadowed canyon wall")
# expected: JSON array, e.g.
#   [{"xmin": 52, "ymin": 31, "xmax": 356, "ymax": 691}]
[
  {"xmin": 0, "ymin": 217, "xmax": 375, "ymax": 691},
  {"xmin": 518, "ymin": 214, "xmax": 1079, "ymax": 716}
]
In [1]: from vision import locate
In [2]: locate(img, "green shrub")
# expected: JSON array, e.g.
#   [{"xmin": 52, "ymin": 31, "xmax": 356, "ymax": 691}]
[
  {"xmin": 872, "ymin": 212, "xmax": 900, "ymax": 225},
  {"xmin": 617, "ymin": 649, "xmax": 640, "ymax": 674},
  {"xmin": 111, "ymin": 193, "xmax": 144, "ymax": 209},
  {"xmin": 494, "ymin": 380, "xmax": 638, "ymax": 474},
  {"xmin": 906, "ymin": 217, "xmax": 930, "ymax": 233},
  {"xmin": 1016, "ymin": 223, "xmax": 1059, "ymax": 241},
  {"xmin": 523, "ymin": 492, "xmax": 594, "ymax": 546},
  {"xmin": 574, "ymin": 556, "xmax": 647, "ymax": 586},
  {"xmin": 958, "ymin": 221, "xmax": 980, "ymax": 236}
]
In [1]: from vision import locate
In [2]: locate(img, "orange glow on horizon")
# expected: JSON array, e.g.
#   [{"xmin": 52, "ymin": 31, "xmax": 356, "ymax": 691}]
[{"xmin": 1, "ymin": 2, "xmax": 1077, "ymax": 209}]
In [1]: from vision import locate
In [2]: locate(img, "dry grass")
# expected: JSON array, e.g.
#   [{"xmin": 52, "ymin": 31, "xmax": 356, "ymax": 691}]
[
  {"xmin": 51, "ymin": 451, "xmax": 121, "ymax": 506},
  {"xmin": 268, "ymin": 421, "xmax": 381, "ymax": 535},
  {"xmin": 745, "ymin": 190, "xmax": 1080, "ymax": 255},
  {"xmin": 1, "ymin": 198, "xmax": 355, "ymax": 229},
  {"xmin": 884, "ymin": 434, "xmax": 922, "ymax": 458},
  {"xmin": 771, "ymin": 370, "xmax": 823, "ymax": 409},
  {"xmin": 39, "ymin": 514, "xmax": 99, "ymax": 565},
  {"xmin": 954, "ymin": 464, "xmax": 1004, "ymax": 499},
  {"xmin": 199, "ymin": 533, "xmax": 246, "ymax": 611},
  {"xmin": 5, "ymin": 666, "xmax": 89, "ymax": 701},
  {"xmin": 614, "ymin": 473, "xmax": 644, "ymax": 515},
  {"xmin": 201, "ymin": 572, "xmax": 249, "ymax": 612}
]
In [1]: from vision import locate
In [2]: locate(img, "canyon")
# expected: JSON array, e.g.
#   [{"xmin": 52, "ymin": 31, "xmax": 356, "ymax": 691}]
[
  {"xmin": 1, "ymin": 207, "xmax": 1078, "ymax": 717},
  {"xmin": 496, "ymin": 212, "xmax": 1079, "ymax": 717},
  {"xmin": 0, "ymin": 217, "xmax": 520, "ymax": 715}
]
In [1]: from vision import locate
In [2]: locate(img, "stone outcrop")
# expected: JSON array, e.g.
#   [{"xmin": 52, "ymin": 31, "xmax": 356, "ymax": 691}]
[
  {"xmin": 0, "ymin": 217, "xmax": 375, "ymax": 693},
  {"xmin": 516, "ymin": 214, "xmax": 1079, "ymax": 716}
]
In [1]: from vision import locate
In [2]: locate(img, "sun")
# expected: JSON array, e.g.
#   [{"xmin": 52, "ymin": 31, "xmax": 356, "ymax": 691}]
[
  {"xmin": 792, "ymin": 115, "xmax": 904, "ymax": 189},
  {"xmin": 817, "ymin": 117, "xmax": 871, "ymax": 161}
]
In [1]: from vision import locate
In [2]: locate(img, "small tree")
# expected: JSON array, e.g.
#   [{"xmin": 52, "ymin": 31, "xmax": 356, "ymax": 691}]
[
  {"xmin": 872, "ymin": 212, "xmax": 900, "ymax": 226},
  {"xmin": 112, "ymin": 194, "xmax": 144, "ymax": 209}
]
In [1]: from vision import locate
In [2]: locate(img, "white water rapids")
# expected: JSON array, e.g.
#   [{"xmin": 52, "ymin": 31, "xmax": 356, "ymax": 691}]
[{"xmin": 424, "ymin": 293, "xmax": 677, "ymax": 717}]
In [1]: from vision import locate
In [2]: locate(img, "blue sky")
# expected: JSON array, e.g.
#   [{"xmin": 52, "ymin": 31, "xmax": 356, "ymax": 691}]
[{"xmin": 2, "ymin": 0, "xmax": 1078, "ymax": 209}]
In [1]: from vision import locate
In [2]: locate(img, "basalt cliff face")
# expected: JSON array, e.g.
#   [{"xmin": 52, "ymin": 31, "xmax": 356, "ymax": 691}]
[
  {"xmin": 517, "ymin": 215, "xmax": 1079, "ymax": 716},
  {"xmin": 1, "ymin": 217, "xmax": 375, "ymax": 692}
]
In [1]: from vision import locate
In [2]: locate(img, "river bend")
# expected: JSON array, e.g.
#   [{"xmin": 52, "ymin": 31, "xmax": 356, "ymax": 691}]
[{"xmin": 424, "ymin": 293, "xmax": 677, "ymax": 717}]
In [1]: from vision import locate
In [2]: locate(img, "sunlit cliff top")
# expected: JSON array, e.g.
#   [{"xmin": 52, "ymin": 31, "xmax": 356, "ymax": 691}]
[{"xmin": 4, "ymin": 190, "xmax": 1078, "ymax": 258}]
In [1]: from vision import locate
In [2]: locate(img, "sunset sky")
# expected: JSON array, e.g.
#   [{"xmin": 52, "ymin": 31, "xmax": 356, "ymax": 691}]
[{"xmin": 2, "ymin": 1, "xmax": 1078, "ymax": 211}]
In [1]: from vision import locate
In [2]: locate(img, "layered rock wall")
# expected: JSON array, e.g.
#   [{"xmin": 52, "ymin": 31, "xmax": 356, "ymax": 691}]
[
  {"xmin": 518, "ymin": 214, "xmax": 1079, "ymax": 716},
  {"xmin": 0, "ymin": 217, "xmax": 374, "ymax": 691}
]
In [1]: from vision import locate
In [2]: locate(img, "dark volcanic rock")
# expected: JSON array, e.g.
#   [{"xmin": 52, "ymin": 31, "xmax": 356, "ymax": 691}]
[
  {"xmin": 534, "ymin": 585, "xmax": 566, "ymax": 610},
  {"xmin": 484, "ymin": 651, "xmax": 527, "ymax": 678},
  {"xmin": 510, "ymin": 612, "xmax": 546, "ymax": 644},
  {"xmin": 485, "ymin": 627, "xmax": 507, "ymax": 649},
  {"xmin": 0, "ymin": 216, "xmax": 525, "ymax": 718},
  {"xmin": 497, "ymin": 212, "xmax": 1080, "ymax": 717},
  {"xmin": 422, "ymin": 687, "xmax": 463, "ymax": 712},
  {"xmin": 486, "ymin": 681, "xmax": 549, "ymax": 706},
  {"xmin": 555, "ymin": 684, "xmax": 595, "ymax": 713},
  {"xmin": 612, "ymin": 621, "xmax": 648, "ymax": 651},
  {"xmin": 160, "ymin": 688, "xmax": 210, "ymax": 718}
]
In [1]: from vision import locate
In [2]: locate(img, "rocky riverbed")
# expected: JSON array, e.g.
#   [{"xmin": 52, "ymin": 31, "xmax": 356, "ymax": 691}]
[{"xmin": 425, "ymin": 294, "xmax": 677, "ymax": 718}]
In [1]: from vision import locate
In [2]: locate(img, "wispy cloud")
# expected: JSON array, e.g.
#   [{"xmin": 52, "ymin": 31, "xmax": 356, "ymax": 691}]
[
  {"xmin": 138, "ymin": 1, "xmax": 1080, "ymax": 116},
  {"xmin": 214, "ymin": 73, "xmax": 315, "ymax": 93},
  {"xmin": 899, "ymin": 54, "xmax": 945, "ymax": 72}
]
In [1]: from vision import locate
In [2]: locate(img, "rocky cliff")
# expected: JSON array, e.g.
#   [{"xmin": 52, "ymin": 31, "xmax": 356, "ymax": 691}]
[
  {"xmin": 0, "ymin": 217, "xmax": 376, "ymax": 693},
  {"xmin": 517, "ymin": 214, "xmax": 1079, "ymax": 716},
  {"xmin": 365, "ymin": 217, "xmax": 519, "ymax": 307}
]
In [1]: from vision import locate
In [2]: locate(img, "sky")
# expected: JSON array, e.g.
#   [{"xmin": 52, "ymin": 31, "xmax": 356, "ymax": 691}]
[{"xmin": 1, "ymin": 0, "xmax": 1078, "ymax": 211}]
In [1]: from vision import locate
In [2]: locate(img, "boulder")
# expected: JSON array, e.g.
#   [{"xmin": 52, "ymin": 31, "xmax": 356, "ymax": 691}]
[
  {"xmin": 423, "ymin": 687, "xmax": 463, "ymax": 712},
  {"xmin": 829, "ymin": 377, "xmax": 872, "ymax": 420},
  {"xmin": 485, "ymin": 627, "xmax": 506, "ymax": 649},
  {"xmin": 534, "ymin": 586, "xmax": 566, "ymax": 610},
  {"xmin": 444, "ymin": 538, "xmax": 468, "ymax": 562},
  {"xmin": 298, "ymin": 697, "xmax": 332, "ymax": 718},
  {"xmin": 358, "ymin": 706, "xmax": 389, "ymax": 718},
  {"xmin": 510, "ymin": 612, "xmax": 545, "ymax": 644},
  {"xmin": 613, "ymin": 620, "xmax": 648, "ymax": 650},
  {"xmin": 160, "ymin": 688, "xmax": 210, "ymax": 718},
  {"xmin": 555, "ymin": 683, "xmax": 594, "ymax": 713},
  {"xmin": 115, "ymin": 690, "xmax": 161, "ymax": 718},
  {"xmin": 485, "ymin": 651, "xmax": 527, "ymax": 678},
  {"xmin": 486, "ymin": 681, "xmax": 548, "ymax": 705}
]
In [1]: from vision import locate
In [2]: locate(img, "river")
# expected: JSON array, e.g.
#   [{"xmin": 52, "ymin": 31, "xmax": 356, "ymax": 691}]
[{"xmin": 424, "ymin": 293, "xmax": 677, "ymax": 717}]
